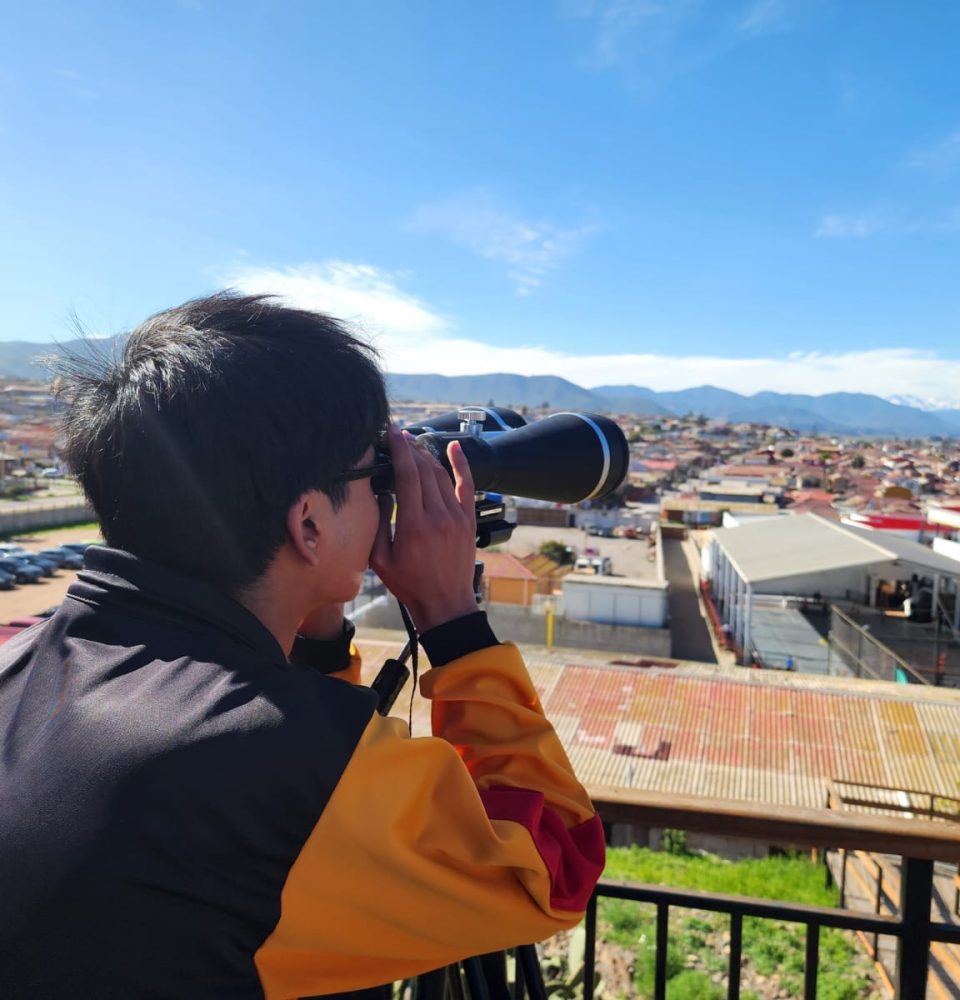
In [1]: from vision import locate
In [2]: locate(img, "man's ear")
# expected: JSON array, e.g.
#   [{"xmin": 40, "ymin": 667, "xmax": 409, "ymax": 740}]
[{"xmin": 286, "ymin": 492, "xmax": 323, "ymax": 564}]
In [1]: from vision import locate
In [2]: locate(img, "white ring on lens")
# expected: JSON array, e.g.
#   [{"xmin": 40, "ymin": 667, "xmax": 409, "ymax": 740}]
[
  {"xmin": 483, "ymin": 407, "xmax": 515, "ymax": 431},
  {"xmin": 555, "ymin": 413, "xmax": 611, "ymax": 500}
]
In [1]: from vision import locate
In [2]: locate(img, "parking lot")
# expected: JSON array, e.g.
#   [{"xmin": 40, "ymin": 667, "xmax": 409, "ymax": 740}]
[
  {"xmin": 0, "ymin": 525, "xmax": 101, "ymax": 623},
  {"xmin": 500, "ymin": 524, "xmax": 660, "ymax": 580}
]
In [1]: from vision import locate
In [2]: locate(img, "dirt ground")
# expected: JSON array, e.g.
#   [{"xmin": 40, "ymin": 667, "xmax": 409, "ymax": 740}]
[{"xmin": 0, "ymin": 524, "xmax": 101, "ymax": 624}]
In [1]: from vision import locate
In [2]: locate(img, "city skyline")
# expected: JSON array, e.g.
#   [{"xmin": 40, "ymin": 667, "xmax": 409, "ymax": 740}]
[{"xmin": 1, "ymin": 2, "xmax": 958, "ymax": 403}]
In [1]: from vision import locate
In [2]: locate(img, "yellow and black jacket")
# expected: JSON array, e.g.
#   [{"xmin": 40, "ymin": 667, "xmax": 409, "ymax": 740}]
[{"xmin": 0, "ymin": 547, "xmax": 604, "ymax": 998}]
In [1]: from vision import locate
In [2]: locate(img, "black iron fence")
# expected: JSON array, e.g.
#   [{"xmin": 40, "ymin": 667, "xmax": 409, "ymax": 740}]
[{"xmin": 581, "ymin": 859, "xmax": 960, "ymax": 1000}]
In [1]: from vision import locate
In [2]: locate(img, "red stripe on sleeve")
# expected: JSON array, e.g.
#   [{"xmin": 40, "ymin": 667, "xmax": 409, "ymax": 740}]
[{"xmin": 479, "ymin": 787, "xmax": 605, "ymax": 912}]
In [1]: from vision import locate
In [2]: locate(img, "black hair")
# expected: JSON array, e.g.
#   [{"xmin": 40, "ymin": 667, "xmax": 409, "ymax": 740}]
[{"xmin": 53, "ymin": 292, "xmax": 389, "ymax": 596}]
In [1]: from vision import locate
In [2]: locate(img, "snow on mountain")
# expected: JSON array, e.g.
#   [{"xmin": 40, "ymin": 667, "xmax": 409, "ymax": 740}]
[{"xmin": 886, "ymin": 393, "xmax": 960, "ymax": 412}]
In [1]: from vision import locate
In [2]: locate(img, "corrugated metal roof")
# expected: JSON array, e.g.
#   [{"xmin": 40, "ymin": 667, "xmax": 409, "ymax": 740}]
[
  {"xmin": 713, "ymin": 512, "xmax": 960, "ymax": 585},
  {"xmin": 713, "ymin": 514, "xmax": 890, "ymax": 584},
  {"xmin": 356, "ymin": 637, "xmax": 960, "ymax": 814}
]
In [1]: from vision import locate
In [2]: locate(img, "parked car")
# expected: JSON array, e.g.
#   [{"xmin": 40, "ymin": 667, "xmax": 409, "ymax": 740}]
[
  {"xmin": 60, "ymin": 541, "xmax": 101, "ymax": 555},
  {"xmin": 0, "ymin": 558, "xmax": 42, "ymax": 584},
  {"xmin": 37, "ymin": 547, "xmax": 84, "ymax": 569},
  {"xmin": 573, "ymin": 555, "xmax": 613, "ymax": 576},
  {"xmin": 0, "ymin": 569, "xmax": 16, "ymax": 590},
  {"xmin": 15, "ymin": 554, "xmax": 58, "ymax": 577}
]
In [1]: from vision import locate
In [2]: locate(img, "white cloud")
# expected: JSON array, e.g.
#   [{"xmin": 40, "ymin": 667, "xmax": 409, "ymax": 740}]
[
  {"xmin": 219, "ymin": 260, "xmax": 960, "ymax": 404},
  {"xmin": 815, "ymin": 211, "xmax": 886, "ymax": 239},
  {"xmin": 591, "ymin": 0, "xmax": 666, "ymax": 68},
  {"xmin": 815, "ymin": 205, "xmax": 960, "ymax": 238},
  {"xmin": 223, "ymin": 260, "xmax": 455, "ymax": 374},
  {"xmin": 568, "ymin": 0, "xmax": 804, "ymax": 79},
  {"xmin": 907, "ymin": 131, "xmax": 960, "ymax": 172},
  {"xmin": 410, "ymin": 192, "xmax": 590, "ymax": 295},
  {"xmin": 408, "ymin": 346, "xmax": 959, "ymax": 406},
  {"xmin": 738, "ymin": 0, "xmax": 791, "ymax": 36},
  {"xmin": 569, "ymin": 0, "xmax": 701, "ymax": 72}
]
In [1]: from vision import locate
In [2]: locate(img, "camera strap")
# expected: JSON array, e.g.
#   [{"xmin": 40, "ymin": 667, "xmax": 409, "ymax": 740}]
[
  {"xmin": 369, "ymin": 599, "xmax": 420, "ymax": 735},
  {"xmin": 397, "ymin": 600, "xmax": 419, "ymax": 734}
]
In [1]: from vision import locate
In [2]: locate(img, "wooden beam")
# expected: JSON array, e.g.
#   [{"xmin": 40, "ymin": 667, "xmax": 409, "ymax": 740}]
[{"xmin": 589, "ymin": 785, "xmax": 960, "ymax": 861}]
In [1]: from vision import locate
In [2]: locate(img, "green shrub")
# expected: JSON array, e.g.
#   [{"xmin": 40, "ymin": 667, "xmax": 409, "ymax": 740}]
[
  {"xmin": 665, "ymin": 970, "xmax": 723, "ymax": 999},
  {"xmin": 598, "ymin": 847, "xmax": 869, "ymax": 999}
]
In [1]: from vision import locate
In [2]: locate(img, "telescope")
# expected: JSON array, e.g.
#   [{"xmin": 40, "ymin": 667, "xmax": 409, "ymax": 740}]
[
  {"xmin": 381, "ymin": 406, "xmax": 629, "ymax": 506},
  {"xmin": 378, "ymin": 406, "xmax": 630, "ymax": 503},
  {"xmin": 373, "ymin": 406, "xmax": 628, "ymax": 549}
]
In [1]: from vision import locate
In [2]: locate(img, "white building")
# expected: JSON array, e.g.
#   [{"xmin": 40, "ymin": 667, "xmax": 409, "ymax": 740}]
[{"xmin": 704, "ymin": 513, "xmax": 960, "ymax": 664}]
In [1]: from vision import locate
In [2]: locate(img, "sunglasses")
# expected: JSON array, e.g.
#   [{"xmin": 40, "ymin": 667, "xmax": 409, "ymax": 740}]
[{"xmin": 327, "ymin": 447, "xmax": 394, "ymax": 496}]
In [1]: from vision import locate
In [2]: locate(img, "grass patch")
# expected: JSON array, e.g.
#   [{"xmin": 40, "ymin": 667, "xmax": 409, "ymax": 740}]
[
  {"xmin": 0, "ymin": 521, "xmax": 100, "ymax": 542},
  {"xmin": 598, "ymin": 846, "xmax": 876, "ymax": 999}
]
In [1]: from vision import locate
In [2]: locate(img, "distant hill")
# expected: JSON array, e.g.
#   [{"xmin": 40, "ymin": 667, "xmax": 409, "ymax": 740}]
[
  {"xmin": 0, "ymin": 336, "xmax": 122, "ymax": 381},
  {"xmin": 390, "ymin": 375, "xmax": 960, "ymax": 436},
  {"xmin": 0, "ymin": 338, "xmax": 956, "ymax": 436},
  {"xmin": 387, "ymin": 373, "xmax": 619, "ymax": 413},
  {"xmin": 589, "ymin": 385, "xmax": 957, "ymax": 436}
]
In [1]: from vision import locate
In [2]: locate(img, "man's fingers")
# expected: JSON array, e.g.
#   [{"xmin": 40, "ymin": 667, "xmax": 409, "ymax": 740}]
[
  {"xmin": 369, "ymin": 493, "xmax": 395, "ymax": 571},
  {"xmin": 409, "ymin": 437, "xmax": 444, "ymax": 511},
  {"xmin": 448, "ymin": 441, "xmax": 476, "ymax": 518},
  {"xmin": 387, "ymin": 426, "xmax": 422, "ymax": 512}
]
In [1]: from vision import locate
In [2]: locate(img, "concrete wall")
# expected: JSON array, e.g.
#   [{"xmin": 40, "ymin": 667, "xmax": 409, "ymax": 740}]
[
  {"xmin": 562, "ymin": 577, "xmax": 669, "ymax": 628},
  {"xmin": 0, "ymin": 499, "xmax": 95, "ymax": 535},
  {"xmin": 515, "ymin": 507, "xmax": 574, "ymax": 528},
  {"xmin": 485, "ymin": 602, "xmax": 671, "ymax": 656},
  {"xmin": 352, "ymin": 597, "xmax": 672, "ymax": 657}
]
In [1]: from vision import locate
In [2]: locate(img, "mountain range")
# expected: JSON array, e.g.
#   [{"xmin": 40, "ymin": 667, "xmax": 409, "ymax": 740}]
[
  {"xmin": 0, "ymin": 338, "xmax": 956, "ymax": 437},
  {"xmin": 387, "ymin": 374, "xmax": 960, "ymax": 437}
]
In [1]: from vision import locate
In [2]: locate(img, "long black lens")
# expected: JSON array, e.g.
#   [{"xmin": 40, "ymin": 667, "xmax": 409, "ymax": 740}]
[{"xmin": 416, "ymin": 412, "xmax": 628, "ymax": 504}]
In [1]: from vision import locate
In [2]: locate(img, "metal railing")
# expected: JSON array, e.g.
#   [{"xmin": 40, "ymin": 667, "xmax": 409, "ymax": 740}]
[
  {"xmin": 400, "ymin": 789, "xmax": 960, "ymax": 999},
  {"xmin": 581, "ymin": 788, "xmax": 960, "ymax": 999},
  {"xmin": 829, "ymin": 779, "xmax": 960, "ymax": 824},
  {"xmin": 580, "ymin": 862, "xmax": 960, "ymax": 1000}
]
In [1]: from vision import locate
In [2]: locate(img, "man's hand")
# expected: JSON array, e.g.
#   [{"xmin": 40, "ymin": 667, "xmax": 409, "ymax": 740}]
[{"xmin": 370, "ymin": 425, "xmax": 478, "ymax": 634}]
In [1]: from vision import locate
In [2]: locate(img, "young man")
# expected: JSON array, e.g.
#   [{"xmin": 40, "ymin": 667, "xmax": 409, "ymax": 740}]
[{"xmin": 0, "ymin": 294, "xmax": 604, "ymax": 998}]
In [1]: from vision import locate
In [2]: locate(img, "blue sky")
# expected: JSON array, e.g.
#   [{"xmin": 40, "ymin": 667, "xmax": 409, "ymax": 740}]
[{"xmin": 1, "ymin": 1, "xmax": 959, "ymax": 403}]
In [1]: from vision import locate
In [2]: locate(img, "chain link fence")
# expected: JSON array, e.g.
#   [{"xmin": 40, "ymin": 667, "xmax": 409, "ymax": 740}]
[{"xmin": 828, "ymin": 605, "xmax": 927, "ymax": 684}]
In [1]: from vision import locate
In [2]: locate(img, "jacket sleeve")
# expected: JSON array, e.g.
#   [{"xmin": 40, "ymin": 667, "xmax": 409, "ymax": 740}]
[{"xmin": 254, "ymin": 642, "xmax": 605, "ymax": 1000}]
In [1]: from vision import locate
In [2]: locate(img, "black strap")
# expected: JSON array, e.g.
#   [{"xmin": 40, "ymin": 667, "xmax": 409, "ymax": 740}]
[{"xmin": 397, "ymin": 600, "xmax": 419, "ymax": 734}]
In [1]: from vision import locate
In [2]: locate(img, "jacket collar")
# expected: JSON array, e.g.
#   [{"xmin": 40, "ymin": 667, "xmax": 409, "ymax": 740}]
[{"xmin": 70, "ymin": 546, "xmax": 286, "ymax": 662}]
